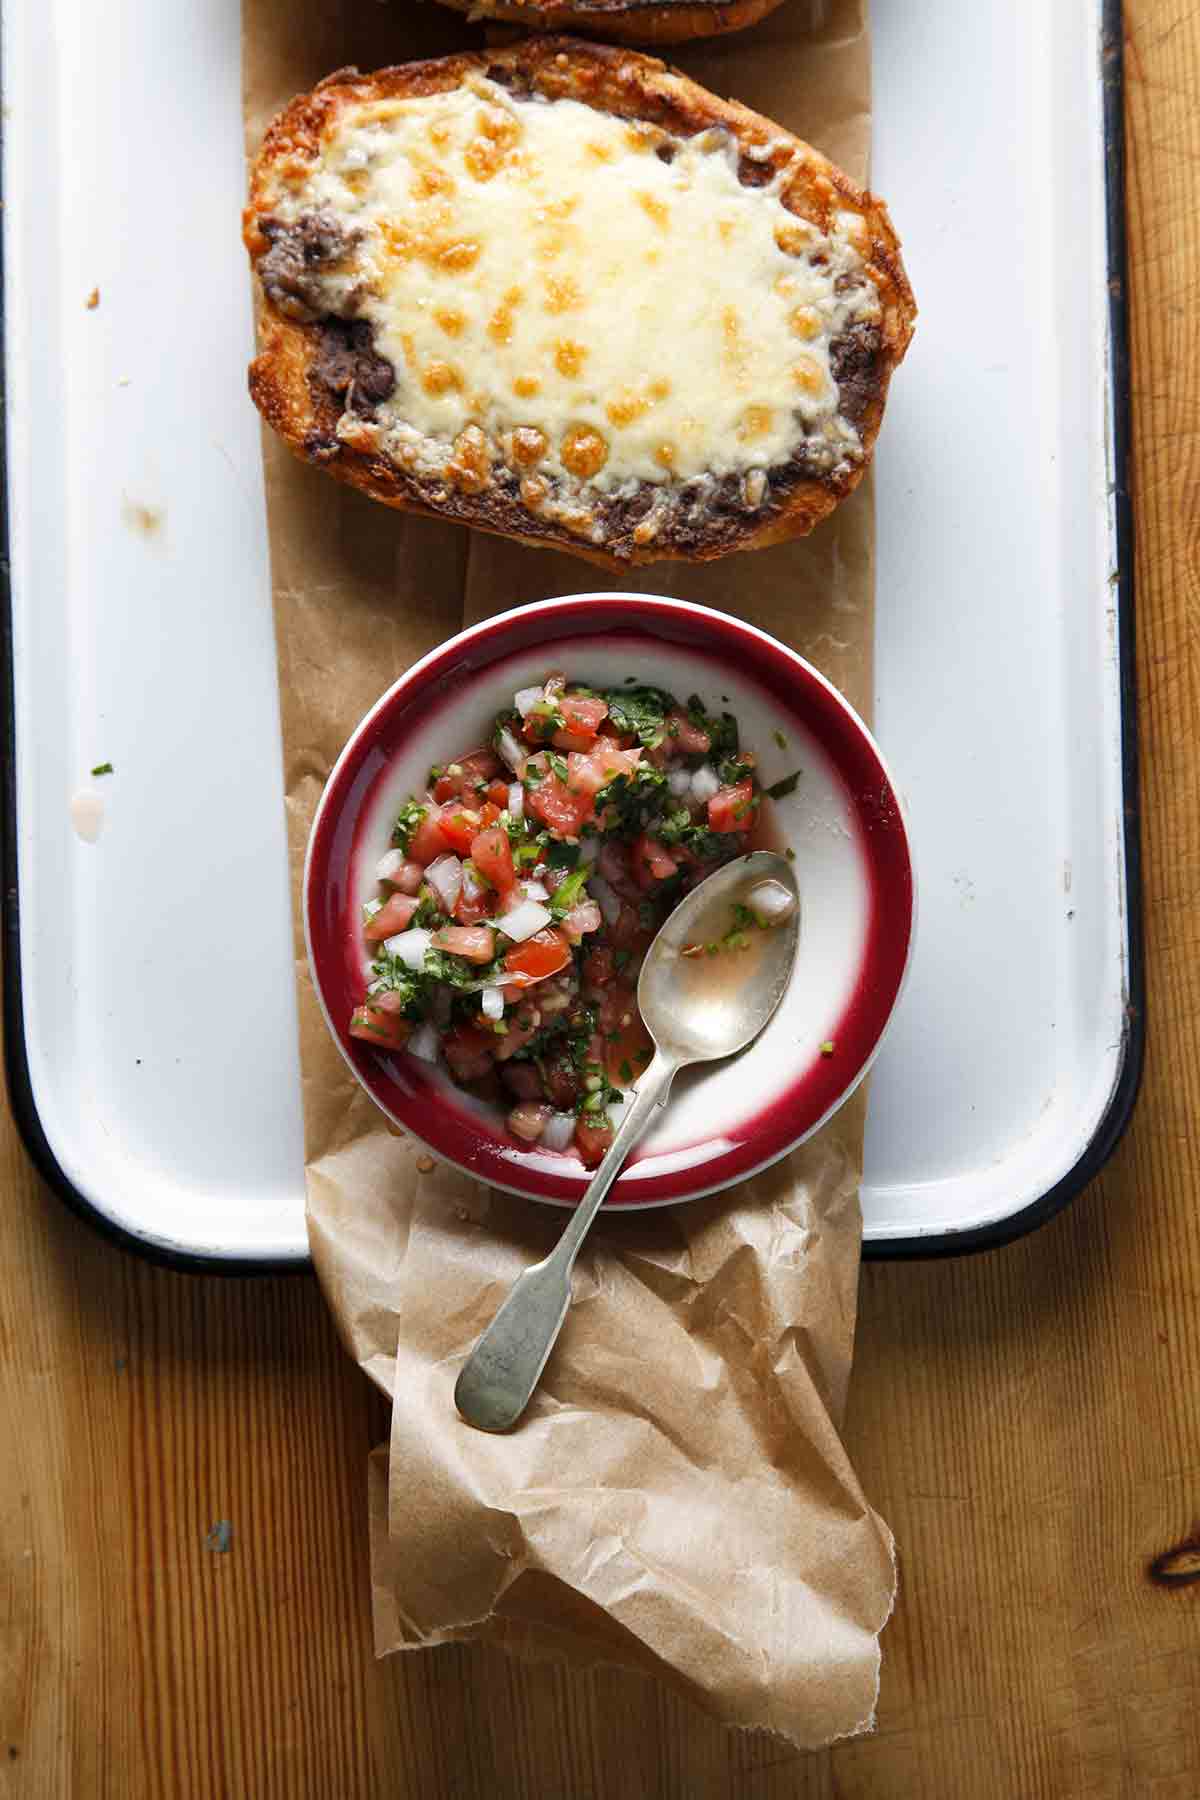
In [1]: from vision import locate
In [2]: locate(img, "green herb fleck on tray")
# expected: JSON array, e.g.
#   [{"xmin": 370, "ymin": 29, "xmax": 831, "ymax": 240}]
[{"xmin": 91, "ymin": 761, "xmax": 114, "ymax": 777}]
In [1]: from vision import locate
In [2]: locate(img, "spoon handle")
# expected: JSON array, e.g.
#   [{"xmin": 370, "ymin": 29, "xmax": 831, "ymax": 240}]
[{"xmin": 454, "ymin": 1048, "xmax": 680, "ymax": 1433}]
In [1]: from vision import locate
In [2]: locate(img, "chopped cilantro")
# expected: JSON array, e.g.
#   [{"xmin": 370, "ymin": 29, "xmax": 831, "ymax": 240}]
[
  {"xmin": 392, "ymin": 798, "xmax": 426, "ymax": 853},
  {"xmin": 411, "ymin": 892, "xmax": 444, "ymax": 930},
  {"xmin": 602, "ymin": 685, "xmax": 674, "ymax": 749},
  {"xmin": 547, "ymin": 752, "xmax": 570, "ymax": 783},
  {"xmin": 423, "ymin": 948, "xmax": 494, "ymax": 990},
  {"xmin": 544, "ymin": 839, "xmax": 579, "ymax": 869},
  {"xmin": 365, "ymin": 960, "xmax": 425, "ymax": 1016},
  {"xmin": 686, "ymin": 695, "xmax": 739, "ymax": 760},
  {"xmin": 593, "ymin": 763, "xmax": 666, "ymax": 831},
  {"xmin": 772, "ymin": 730, "xmax": 787, "ymax": 751},
  {"xmin": 766, "ymin": 769, "xmax": 803, "ymax": 801},
  {"xmin": 618, "ymin": 1059, "xmax": 634, "ymax": 1083},
  {"xmin": 90, "ymin": 761, "xmax": 114, "ymax": 777}
]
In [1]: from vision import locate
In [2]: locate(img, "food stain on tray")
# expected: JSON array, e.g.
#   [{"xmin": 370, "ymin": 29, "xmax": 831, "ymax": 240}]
[{"xmin": 121, "ymin": 496, "xmax": 166, "ymax": 540}]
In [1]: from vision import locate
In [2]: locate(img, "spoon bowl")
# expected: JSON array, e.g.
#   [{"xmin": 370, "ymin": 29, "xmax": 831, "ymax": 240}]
[
  {"xmin": 454, "ymin": 851, "xmax": 801, "ymax": 1433},
  {"xmin": 639, "ymin": 851, "xmax": 800, "ymax": 1065}
]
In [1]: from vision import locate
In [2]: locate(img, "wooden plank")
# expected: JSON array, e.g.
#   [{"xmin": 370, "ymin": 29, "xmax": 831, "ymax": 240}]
[{"xmin": 3, "ymin": 2, "xmax": 1200, "ymax": 1794}]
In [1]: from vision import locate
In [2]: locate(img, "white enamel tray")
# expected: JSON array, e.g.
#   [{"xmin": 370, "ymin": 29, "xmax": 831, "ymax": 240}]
[{"xmin": 0, "ymin": 0, "xmax": 1140, "ymax": 1265}]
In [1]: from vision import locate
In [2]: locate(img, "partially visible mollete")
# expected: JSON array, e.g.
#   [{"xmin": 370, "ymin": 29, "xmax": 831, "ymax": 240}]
[{"xmin": 253, "ymin": 78, "xmax": 885, "ymax": 548}]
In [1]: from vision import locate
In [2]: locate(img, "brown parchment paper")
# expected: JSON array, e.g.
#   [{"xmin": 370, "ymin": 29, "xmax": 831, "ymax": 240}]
[{"xmin": 244, "ymin": 0, "xmax": 895, "ymax": 1748}]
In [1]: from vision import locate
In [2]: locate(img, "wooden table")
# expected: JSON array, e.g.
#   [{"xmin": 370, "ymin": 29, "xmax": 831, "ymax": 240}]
[{"xmin": 3, "ymin": 4, "xmax": 1198, "ymax": 1793}]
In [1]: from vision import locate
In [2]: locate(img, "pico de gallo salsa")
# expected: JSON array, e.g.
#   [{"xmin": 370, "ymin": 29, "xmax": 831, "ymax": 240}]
[{"xmin": 349, "ymin": 673, "xmax": 794, "ymax": 1165}]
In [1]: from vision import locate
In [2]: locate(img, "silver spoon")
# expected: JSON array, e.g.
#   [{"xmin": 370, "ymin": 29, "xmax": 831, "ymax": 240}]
[{"xmin": 454, "ymin": 849, "xmax": 800, "ymax": 1433}]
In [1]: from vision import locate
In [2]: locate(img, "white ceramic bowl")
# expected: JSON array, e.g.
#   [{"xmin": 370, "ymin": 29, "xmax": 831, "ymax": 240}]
[{"xmin": 305, "ymin": 594, "xmax": 915, "ymax": 1207}]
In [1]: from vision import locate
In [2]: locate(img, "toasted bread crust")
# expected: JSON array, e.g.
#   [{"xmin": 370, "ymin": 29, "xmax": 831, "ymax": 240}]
[
  {"xmin": 431, "ymin": 0, "xmax": 787, "ymax": 48},
  {"xmin": 245, "ymin": 38, "xmax": 915, "ymax": 569}
]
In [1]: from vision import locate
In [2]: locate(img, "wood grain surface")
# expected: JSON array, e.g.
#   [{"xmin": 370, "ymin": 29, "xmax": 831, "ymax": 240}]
[{"xmin": 3, "ymin": 4, "xmax": 1199, "ymax": 1794}]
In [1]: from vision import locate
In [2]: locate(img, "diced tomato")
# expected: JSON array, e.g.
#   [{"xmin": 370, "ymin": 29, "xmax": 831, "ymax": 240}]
[
  {"xmin": 565, "ymin": 744, "xmax": 642, "ymax": 800},
  {"xmin": 364, "ymin": 892, "xmax": 420, "ymax": 942},
  {"xmin": 477, "ymin": 802, "xmax": 502, "ymax": 829},
  {"xmin": 561, "ymin": 694, "xmax": 608, "ymax": 739},
  {"xmin": 508, "ymin": 1101, "xmax": 552, "ymax": 1142},
  {"xmin": 609, "ymin": 903, "xmax": 653, "ymax": 954},
  {"xmin": 435, "ymin": 749, "xmax": 502, "ymax": 802},
  {"xmin": 582, "ymin": 946, "xmax": 617, "ymax": 991},
  {"xmin": 521, "ymin": 710, "xmax": 559, "ymax": 745},
  {"xmin": 471, "ymin": 826, "xmax": 516, "ymax": 896},
  {"xmin": 631, "ymin": 833, "xmax": 679, "ymax": 890},
  {"xmin": 708, "ymin": 779, "xmax": 756, "ymax": 834},
  {"xmin": 500, "ymin": 1061, "xmax": 544, "ymax": 1101},
  {"xmin": 597, "ymin": 839, "xmax": 640, "ymax": 899},
  {"xmin": 486, "ymin": 780, "xmax": 511, "ymax": 809},
  {"xmin": 439, "ymin": 807, "xmax": 482, "ymax": 855},
  {"xmin": 453, "ymin": 881, "xmax": 492, "ymax": 926},
  {"xmin": 504, "ymin": 927, "xmax": 571, "ymax": 982},
  {"xmin": 348, "ymin": 991, "xmax": 411, "ymax": 1051},
  {"xmin": 525, "ymin": 762, "xmax": 592, "ymax": 836},
  {"xmin": 542, "ymin": 1058, "xmax": 579, "ymax": 1109},
  {"xmin": 386, "ymin": 859, "xmax": 425, "ymax": 896},
  {"xmin": 408, "ymin": 807, "xmax": 451, "ymax": 865},
  {"xmin": 575, "ymin": 1118, "xmax": 614, "ymax": 1166},
  {"xmin": 666, "ymin": 708, "xmax": 711, "ymax": 755},
  {"xmin": 549, "ymin": 732, "xmax": 595, "ymax": 753},
  {"xmin": 432, "ymin": 924, "xmax": 496, "ymax": 965},
  {"xmin": 560, "ymin": 899, "xmax": 602, "ymax": 944},
  {"xmin": 494, "ymin": 1001, "xmax": 543, "ymax": 1062},
  {"xmin": 443, "ymin": 1023, "xmax": 496, "ymax": 1083}
]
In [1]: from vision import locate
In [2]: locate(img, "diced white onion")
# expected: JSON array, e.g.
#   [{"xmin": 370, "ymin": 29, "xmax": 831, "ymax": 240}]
[
  {"xmin": 406, "ymin": 1022, "xmax": 440, "ymax": 1063},
  {"xmin": 383, "ymin": 927, "xmax": 432, "ymax": 970},
  {"xmin": 589, "ymin": 874, "xmax": 621, "ymax": 926},
  {"xmin": 691, "ymin": 764, "xmax": 721, "ymax": 803},
  {"xmin": 542, "ymin": 1111, "xmax": 577, "ymax": 1151},
  {"xmin": 376, "ymin": 848, "xmax": 408, "ymax": 883},
  {"xmin": 514, "ymin": 685, "xmax": 544, "ymax": 718},
  {"xmin": 497, "ymin": 726, "xmax": 527, "ymax": 774},
  {"xmin": 667, "ymin": 767, "xmax": 693, "ymax": 797},
  {"xmin": 480, "ymin": 986, "xmax": 504, "ymax": 1021},
  {"xmin": 496, "ymin": 899, "xmax": 553, "ymax": 943},
  {"xmin": 508, "ymin": 782, "xmax": 524, "ymax": 819},
  {"xmin": 460, "ymin": 862, "xmax": 485, "ymax": 907},
  {"xmin": 363, "ymin": 897, "xmax": 383, "ymax": 919},
  {"xmin": 747, "ymin": 878, "xmax": 797, "ymax": 926},
  {"xmin": 521, "ymin": 880, "xmax": 550, "ymax": 903},
  {"xmin": 579, "ymin": 834, "xmax": 600, "ymax": 864},
  {"xmin": 425, "ymin": 853, "xmax": 463, "ymax": 912}
]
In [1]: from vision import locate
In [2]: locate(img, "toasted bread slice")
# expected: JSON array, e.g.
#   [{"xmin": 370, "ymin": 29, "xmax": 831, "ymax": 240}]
[
  {"xmin": 429, "ymin": 0, "xmax": 787, "ymax": 48},
  {"xmin": 245, "ymin": 39, "xmax": 915, "ymax": 569}
]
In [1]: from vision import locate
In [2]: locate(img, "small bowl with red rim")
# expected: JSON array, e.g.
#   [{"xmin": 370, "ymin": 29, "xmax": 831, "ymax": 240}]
[{"xmin": 304, "ymin": 593, "xmax": 915, "ymax": 1208}]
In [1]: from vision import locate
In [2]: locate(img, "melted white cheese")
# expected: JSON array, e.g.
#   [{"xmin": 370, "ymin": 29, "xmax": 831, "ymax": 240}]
[{"xmin": 263, "ymin": 79, "xmax": 880, "ymax": 511}]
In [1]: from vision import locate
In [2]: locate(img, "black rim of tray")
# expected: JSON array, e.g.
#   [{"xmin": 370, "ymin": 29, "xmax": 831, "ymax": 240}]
[{"xmin": 0, "ymin": 0, "xmax": 1144, "ymax": 1271}]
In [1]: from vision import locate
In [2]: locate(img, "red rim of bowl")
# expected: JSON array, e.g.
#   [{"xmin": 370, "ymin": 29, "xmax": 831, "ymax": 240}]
[{"xmin": 304, "ymin": 594, "xmax": 915, "ymax": 1208}]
